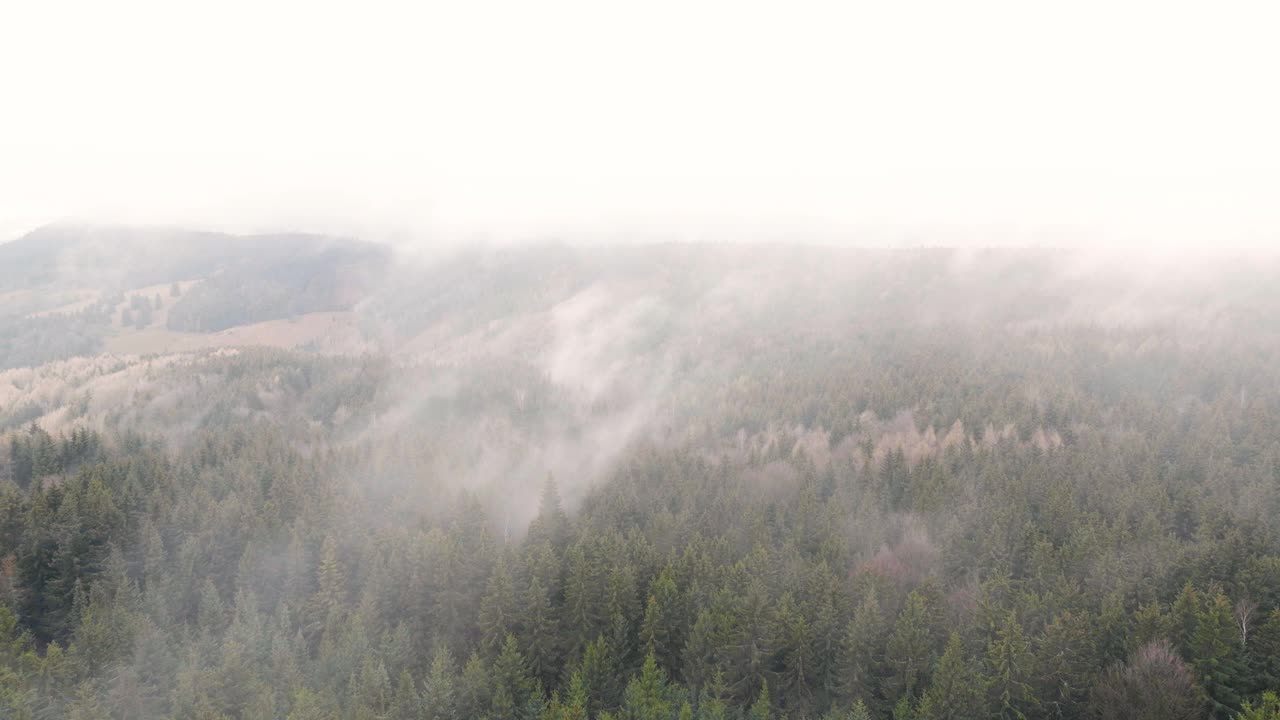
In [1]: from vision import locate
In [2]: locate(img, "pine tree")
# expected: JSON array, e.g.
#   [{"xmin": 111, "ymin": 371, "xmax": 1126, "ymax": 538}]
[
  {"xmin": 1169, "ymin": 583, "xmax": 1201, "ymax": 654},
  {"xmin": 478, "ymin": 556, "xmax": 518, "ymax": 658},
  {"xmin": 455, "ymin": 652, "xmax": 490, "ymax": 720},
  {"xmin": 837, "ymin": 590, "xmax": 885, "ymax": 709},
  {"xmin": 420, "ymin": 644, "xmax": 457, "ymax": 720},
  {"xmin": 695, "ymin": 670, "xmax": 730, "ymax": 720},
  {"xmin": 605, "ymin": 564, "xmax": 641, "ymax": 672},
  {"xmin": 1191, "ymin": 591, "xmax": 1245, "ymax": 719},
  {"xmin": 1236, "ymin": 691, "xmax": 1280, "ymax": 720},
  {"xmin": 389, "ymin": 670, "xmax": 418, "ymax": 720},
  {"xmin": 619, "ymin": 653, "xmax": 674, "ymax": 720},
  {"xmin": 984, "ymin": 612, "xmax": 1037, "ymax": 720},
  {"xmin": 1249, "ymin": 610, "xmax": 1280, "ymax": 699},
  {"xmin": 885, "ymin": 589, "xmax": 935, "ymax": 702},
  {"xmin": 197, "ymin": 578, "xmax": 226, "ymax": 634},
  {"xmin": 640, "ymin": 567, "xmax": 684, "ymax": 680},
  {"xmin": 287, "ymin": 686, "xmax": 339, "ymax": 720},
  {"xmin": 493, "ymin": 633, "xmax": 537, "ymax": 719},
  {"xmin": 728, "ymin": 581, "xmax": 774, "ymax": 707},
  {"xmin": 315, "ymin": 535, "xmax": 346, "ymax": 618},
  {"xmin": 105, "ymin": 664, "xmax": 151, "ymax": 720},
  {"xmin": 66, "ymin": 679, "xmax": 104, "ymax": 720},
  {"xmin": 1034, "ymin": 611, "xmax": 1096, "ymax": 719},
  {"xmin": 527, "ymin": 474, "xmax": 570, "ymax": 550},
  {"xmin": 523, "ymin": 574, "xmax": 560, "ymax": 691},
  {"xmin": 281, "ymin": 528, "xmax": 311, "ymax": 616},
  {"xmin": 893, "ymin": 694, "xmax": 919, "ymax": 720},
  {"xmin": 917, "ymin": 632, "xmax": 983, "ymax": 720},
  {"xmin": 565, "ymin": 544, "xmax": 605, "ymax": 658},
  {"xmin": 351, "ymin": 656, "xmax": 392, "ymax": 719},
  {"xmin": 556, "ymin": 671, "xmax": 591, "ymax": 720},
  {"xmin": 682, "ymin": 593, "xmax": 735, "ymax": 691},
  {"xmin": 772, "ymin": 591, "xmax": 815, "ymax": 714},
  {"xmin": 578, "ymin": 633, "xmax": 622, "ymax": 715},
  {"xmin": 809, "ymin": 578, "xmax": 844, "ymax": 711},
  {"xmin": 747, "ymin": 680, "xmax": 773, "ymax": 720},
  {"xmin": 1129, "ymin": 602, "xmax": 1169, "ymax": 652}
]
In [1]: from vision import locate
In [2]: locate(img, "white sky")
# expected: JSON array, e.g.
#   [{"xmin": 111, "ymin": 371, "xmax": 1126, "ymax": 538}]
[{"xmin": 2, "ymin": 0, "xmax": 1278, "ymax": 246}]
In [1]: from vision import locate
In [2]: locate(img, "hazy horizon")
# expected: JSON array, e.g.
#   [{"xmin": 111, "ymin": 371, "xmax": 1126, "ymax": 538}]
[
  {"xmin": 3, "ymin": 6, "xmax": 1280, "ymax": 715},
  {"xmin": 4, "ymin": 1, "xmax": 1280, "ymax": 249}
]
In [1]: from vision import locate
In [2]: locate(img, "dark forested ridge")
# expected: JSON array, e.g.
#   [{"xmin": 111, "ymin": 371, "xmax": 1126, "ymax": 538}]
[
  {"xmin": 1, "ymin": 235, "xmax": 1279, "ymax": 719},
  {"xmin": 0, "ymin": 225, "xmax": 388, "ymax": 370}
]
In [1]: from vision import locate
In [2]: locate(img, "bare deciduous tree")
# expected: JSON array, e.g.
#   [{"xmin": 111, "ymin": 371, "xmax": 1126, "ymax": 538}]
[
  {"xmin": 1235, "ymin": 597, "xmax": 1258, "ymax": 648},
  {"xmin": 1090, "ymin": 640, "xmax": 1204, "ymax": 720}
]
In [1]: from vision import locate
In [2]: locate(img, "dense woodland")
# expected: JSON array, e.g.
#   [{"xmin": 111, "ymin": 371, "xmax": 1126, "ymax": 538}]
[
  {"xmin": 0, "ymin": 227, "xmax": 387, "ymax": 370},
  {"xmin": 1, "ymin": 232, "xmax": 1279, "ymax": 719}
]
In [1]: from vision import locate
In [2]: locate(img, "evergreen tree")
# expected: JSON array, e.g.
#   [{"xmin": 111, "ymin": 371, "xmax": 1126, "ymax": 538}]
[
  {"xmin": 578, "ymin": 634, "xmax": 622, "ymax": 715},
  {"xmin": 984, "ymin": 612, "xmax": 1037, "ymax": 720},
  {"xmin": 564, "ymin": 544, "xmax": 605, "ymax": 658},
  {"xmin": 619, "ymin": 653, "xmax": 674, "ymax": 720},
  {"xmin": 493, "ymin": 634, "xmax": 537, "ymax": 718},
  {"xmin": 389, "ymin": 670, "xmax": 418, "ymax": 720},
  {"xmin": 1236, "ymin": 691, "xmax": 1280, "ymax": 720},
  {"xmin": 728, "ymin": 580, "xmax": 774, "ymax": 707},
  {"xmin": 554, "ymin": 671, "xmax": 590, "ymax": 720},
  {"xmin": 682, "ymin": 594, "xmax": 735, "ymax": 691},
  {"xmin": 837, "ymin": 590, "xmax": 885, "ymax": 710},
  {"xmin": 1169, "ymin": 583, "xmax": 1202, "ymax": 654},
  {"xmin": 917, "ymin": 632, "xmax": 983, "ymax": 720},
  {"xmin": 1034, "ymin": 610, "xmax": 1097, "ymax": 719},
  {"xmin": 523, "ymin": 574, "xmax": 560, "ymax": 691},
  {"xmin": 67, "ymin": 680, "xmax": 104, "ymax": 720},
  {"xmin": 287, "ymin": 686, "xmax": 339, "ymax": 720},
  {"xmin": 772, "ymin": 591, "xmax": 815, "ymax": 714},
  {"xmin": 197, "ymin": 578, "xmax": 227, "ymax": 634},
  {"xmin": 314, "ymin": 536, "xmax": 346, "ymax": 620},
  {"xmin": 420, "ymin": 644, "xmax": 457, "ymax": 720},
  {"xmin": 478, "ymin": 556, "xmax": 518, "ymax": 658},
  {"xmin": 606, "ymin": 564, "xmax": 641, "ymax": 672},
  {"xmin": 885, "ymin": 589, "xmax": 936, "ymax": 702},
  {"xmin": 351, "ymin": 656, "xmax": 392, "ymax": 719},
  {"xmin": 455, "ymin": 653, "xmax": 490, "ymax": 720},
  {"xmin": 808, "ymin": 573, "xmax": 845, "ymax": 711},
  {"xmin": 747, "ymin": 680, "xmax": 772, "ymax": 720},
  {"xmin": 640, "ymin": 567, "xmax": 684, "ymax": 680},
  {"xmin": 1191, "ymin": 591, "xmax": 1245, "ymax": 719},
  {"xmin": 695, "ymin": 670, "xmax": 730, "ymax": 720},
  {"xmin": 527, "ymin": 475, "xmax": 569, "ymax": 551},
  {"xmin": 1129, "ymin": 602, "xmax": 1168, "ymax": 652},
  {"xmin": 893, "ymin": 694, "xmax": 919, "ymax": 720}
]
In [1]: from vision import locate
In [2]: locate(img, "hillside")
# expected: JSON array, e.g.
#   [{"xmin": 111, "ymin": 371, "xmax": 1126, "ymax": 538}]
[
  {"xmin": 0, "ymin": 225, "xmax": 390, "ymax": 371},
  {"xmin": 0, "ymin": 233, "xmax": 1278, "ymax": 719}
]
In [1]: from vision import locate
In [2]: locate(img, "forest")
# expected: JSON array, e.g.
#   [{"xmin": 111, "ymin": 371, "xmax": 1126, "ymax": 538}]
[{"xmin": 0, "ymin": 230, "xmax": 1278, "ymax": 719}]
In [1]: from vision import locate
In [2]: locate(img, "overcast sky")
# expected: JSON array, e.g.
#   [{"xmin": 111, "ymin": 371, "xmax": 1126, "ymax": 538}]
[{"xmin": 2, "ymin": 0, "xmax": 1278, "ymax": 247}]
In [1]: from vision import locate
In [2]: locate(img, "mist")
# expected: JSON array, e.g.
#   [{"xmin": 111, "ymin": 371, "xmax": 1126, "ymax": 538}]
[
  {"xmin": 3, "ymin": 3, "xmax": 1280, "ymax": 720},
  {"xmin": 5, "ymin": 1, "xmax": 1280, "ymax": 249}
]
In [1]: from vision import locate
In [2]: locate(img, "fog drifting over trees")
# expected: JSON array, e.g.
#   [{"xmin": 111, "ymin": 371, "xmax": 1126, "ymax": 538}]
[
  {"xmin": 1, "ymin": 227, "xmax": 1279, "ymax": 719},
  {"xmin": 3, "ymin": 2, "xmax": 1280, "ymax": 718}
]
